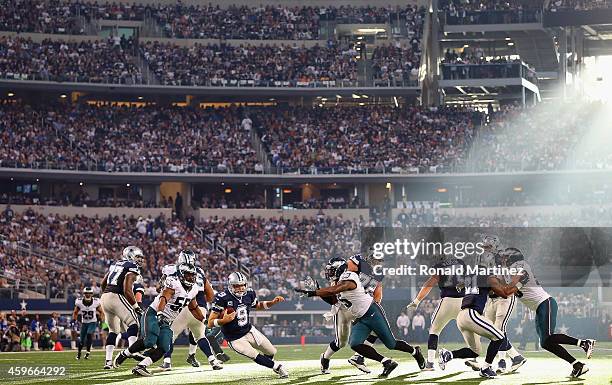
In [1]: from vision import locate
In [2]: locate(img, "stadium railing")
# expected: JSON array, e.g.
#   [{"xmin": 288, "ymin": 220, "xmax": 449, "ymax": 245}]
[{"xmin": 443, "ymin": 9, "xmax": 543, "ymax": 25}]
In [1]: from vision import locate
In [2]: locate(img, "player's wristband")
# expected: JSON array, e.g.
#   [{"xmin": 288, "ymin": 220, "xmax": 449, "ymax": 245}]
[
  {"xmin": 213, "ymin": 319, "xmax": 221, "ymax": 327},
  {"xmin": 413, "ymin": 298, "xmax": 421, "ymax": 306}
]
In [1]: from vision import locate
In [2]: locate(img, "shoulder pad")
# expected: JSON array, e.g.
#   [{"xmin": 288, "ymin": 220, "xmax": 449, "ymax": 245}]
[
  {"xmin": 164, "ymin": 276, "xmax": 181, "ymax": 290},
  {"xmin": 75, "ymin": 298, "xmax": 82, "ymax": 306},
  {"xmin": 162, "ymin": 264, "xmax": 177, "ymax": 276},
  {"xmin": 339, "ymin": 271, "xmax": 358, "ymax": 282}
]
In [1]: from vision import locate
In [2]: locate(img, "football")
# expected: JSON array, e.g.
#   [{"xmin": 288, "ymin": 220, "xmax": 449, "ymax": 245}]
[{"xmin": 225, "ymin": 306, "xmax": 235, "ymax": 314}]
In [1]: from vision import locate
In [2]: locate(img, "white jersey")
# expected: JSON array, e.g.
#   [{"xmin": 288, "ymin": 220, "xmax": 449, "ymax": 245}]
[
  {"xmin": 75, "ymin": 297, "xmax": 101, "ymax": 323},
  {"xmin": 509, "ymin": 260, "xmax": 551, "ymax": 311},
  {"xmin": 150, "ymin": 276, "xmax": 201, "ymax": 322},
  {"xmin": 337, "ymin": 271, "xmax": 373, "ymax": 320}
]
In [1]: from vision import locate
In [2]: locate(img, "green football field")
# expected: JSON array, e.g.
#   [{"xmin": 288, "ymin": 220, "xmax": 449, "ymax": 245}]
[{"xmin": 0, "ymin": 342, "xmax": 610, "ymax": 385}]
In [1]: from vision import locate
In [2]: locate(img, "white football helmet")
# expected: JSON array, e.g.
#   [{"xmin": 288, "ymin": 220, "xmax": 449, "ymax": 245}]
[
  {"xmin": 122, "ymin": 246, "xmax": 145, "ymax": 266},
  {"xmin": 228, "ymin": 272, "xmax": 248, "ymax": 297},
  {"xmin": 482, "ymin": 235, "xmax": 501, "ymax": 253},
  {"xmin": 178, "ymin": 249, "xmax": 197, "ymax": 266}
]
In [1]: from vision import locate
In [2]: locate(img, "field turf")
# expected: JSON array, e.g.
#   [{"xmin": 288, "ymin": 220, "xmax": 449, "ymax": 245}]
[{"xmin": 0, "ymin": 342, "xmax": 611, "ymax": 384}]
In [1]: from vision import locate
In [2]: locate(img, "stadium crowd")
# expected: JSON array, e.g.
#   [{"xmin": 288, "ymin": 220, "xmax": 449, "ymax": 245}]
[
  {"xmin": 548, "ymin": 0, "xmax": 612, "ymax": 11},
  {"xmin": 0, "ymin": 103, "xmax": 261, "ymax": 173},
  {"xmin": 439, "ymin": 0, "xmax": 543, "ymax": 24},
  {"xmin": 371, "ymin": 43, "xmax": 421, "ymax": 86},
  {"xmin": 257, "ymin": 105, "xmax": 482, "ymax": 173},
  {"xmin": 0, "ymin": 0, "xmax": 82, "ymax": 34},
  {"xmin": 140, "ymin": 41, "xmax": 360, "ymax": 87},
  {"xmin": 0, "ymin": 36, "xmax": 141, "ymax": 84}
]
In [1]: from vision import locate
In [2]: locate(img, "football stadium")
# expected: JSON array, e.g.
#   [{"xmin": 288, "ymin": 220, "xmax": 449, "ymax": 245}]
[{"xmin": 0, "ymin": 1, "xmax": 611, "ymax": 384}]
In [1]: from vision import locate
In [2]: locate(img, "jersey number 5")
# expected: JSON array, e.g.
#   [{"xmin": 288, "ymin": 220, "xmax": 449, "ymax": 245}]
[{"xmin": 169, "ymin": 297, "xmax": 190, "ymax": 312}]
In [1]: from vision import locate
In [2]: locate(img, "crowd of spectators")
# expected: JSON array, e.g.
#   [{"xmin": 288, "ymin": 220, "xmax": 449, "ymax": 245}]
[
  {"xmin": 0, "ymin": 0, "xmax": 82, "ymax": 34},
  {"xmin": 140, "ymin": 41, "xmax": 359, "ymax": 87},
  {"xmin": 439, "ymin": 0, "xmax": 543, "ymax": 25},
  {"xmin": 0, "ymin": 192, "xmax": 160, "ymax": 208},
  {"xmin": 75, "ymin": 1, "xmax": 148, "ymax": 21},
  {"xmin": 440, "ymin": 49, "xmax": 534, "ymax": 81},
  {"xmin": 0, "ymin": 36, "xmax": 141, "ymax": 84},
  {"xmin": 548, "ymin": 0, "xmax": 612, "ymax": 11},
  {"xmin": 465, "ymin": 101, "xmax": 612, "ymax": 172},
  {"xmin": 257, "ymin": 105, "xmax": 482, "ymax": 174},
  {"xmin": 154, "ymin": 4, "xmax": 320, "ymax": 40},
  {"xmin": 371, "ymin": 43, "xmax": 421, "ymax": 87},
  {"xmin": 0, "ymin": 102, "xmax": 262, "ymax": 173}
]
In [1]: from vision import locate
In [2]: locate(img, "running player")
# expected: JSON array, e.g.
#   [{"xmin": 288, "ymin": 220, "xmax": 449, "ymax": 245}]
[{"xmin": 73, "ymin": 287, "xmax": 103, "ymax": 360}]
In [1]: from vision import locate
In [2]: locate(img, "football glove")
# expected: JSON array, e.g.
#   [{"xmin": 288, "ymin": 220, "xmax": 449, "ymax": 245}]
[
  {"xmin": 515, "ymin": 289, "xmax": 524, "ymax": 298},
  {"xmin": 134, "ymin": 305, "xmax": 144, "ymax": 319},
  {"xmin": 294, "ymin": 288, "xmax": 316, "ymax": 297},
  {"xmin": 406, "ymin": 299, "xmax": 420, "ymax": 310}
]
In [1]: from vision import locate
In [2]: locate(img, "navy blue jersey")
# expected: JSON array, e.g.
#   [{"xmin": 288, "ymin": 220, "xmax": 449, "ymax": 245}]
[
  {"xmin": 460, "ymin": 272, "xmax": 490, "ymax": 314},
  {"xmin": 435, "ymin": 257, "xmax": 466, "ymax": 298},
  {"xmin": 195, "ymin": 267, "xmax": 208, "ymax": 307},
  {"xmin": 211, "ymin": 288, "xmax": 258, "ymax": 341},
  {"xmin": 104, "ymin": 260, "xmax": 141, "ymax": 295},
  {"xmin": 349, "ymin": 254, "xmax": 383, "ymax": 295}
]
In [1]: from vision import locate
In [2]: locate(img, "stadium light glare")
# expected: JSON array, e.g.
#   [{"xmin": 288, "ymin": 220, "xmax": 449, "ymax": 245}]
[
  {"xmin": 386, "ymin": 182, "xmax": 391, "ymax": 189},
  {"xmin": 437, "ymin": 188, "xmax": 448, "ymax": 193},
  {"xmin": 513, "ymin": 186, "xmax": 523, "ymax": 192},
  {"xmin": 352, "ymin": 94, "xmax": 361, "ymax": 99},
  {"xmin": 358, "ymin": 102, "xmax": 365, "ymax": 106},
  {"xmin": 137, "ymin": 96, "xmax": 143, "ymax": 100},
  {"xmin": 7, "ymin": 92, "xmax": 14, "ymax": 97},
  {"xmin": 335, "ymin": 94, "xmax": 342, "ymax": 99},
  {"xmin": 283, "ymin": 188, "xmax": 292, "ymax": 193},
  {"xmin": 463, "ymin": 44, "xmax": 469, "ymax": 48},
  {"xmin": 224, "ymin": 188, "xmax": 232, "ymax": 193},
  {"xmin": 60, "ymin": 94, "xmax": 67, "ymax": 99},
  {"xmin": 508, "ymin": 42, "xmax": 515, "ymax": 46},
  {"xmin": 505, "ymin": 37, "xmax": 512, "ymax": 41},
  {"xmin": 126, "ymin": 183, "xmax": 130, "ymax": 187},
  {"xmin": 79, "ymin": 182, "xmax": 83, "ymax": 186}
]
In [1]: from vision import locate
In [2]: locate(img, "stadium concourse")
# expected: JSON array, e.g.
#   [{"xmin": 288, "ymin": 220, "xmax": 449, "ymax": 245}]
[{"xmin": 1, "ymin": 0, "xmax": 612, "ymax": 384}]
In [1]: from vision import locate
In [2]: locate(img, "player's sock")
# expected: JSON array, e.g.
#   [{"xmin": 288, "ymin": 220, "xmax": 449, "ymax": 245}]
[
  {"xmin": 163, "ymin": 357, "xmax": 171, "ymax": 364},
  {"xmin": 86, "ymin": 334, "xmax": 93, "ymax": 352},
  {"xmin": 364, "ymin": 334, "xmax": 377, "ymax": 347},
  {"xmin": 265, "ymin": 354, "xmax": 274, "ymax": 360},
  {"xmin": 542, "ymin": 338, "xmax": 576, "ymax": 364},
  {"xmin": 145, "ymin": 347, "xmax": 165, "ymax": 366},
  {"xmin": 393, "ymin": 340, "xmax": 415, "ymax": 354},
  {"xmin": 485, "ymin": 339, "xmax": 505, "ymax": 365},
  {"xmin": 189, "ymin": 344, "xmax": 198, "ymax": 355},
  {"xmin": 323, "ymin": 341, "xmax": 339, "ymax": 359},
  {"xmin": 126, "ymin": 339, "xmax": 146, "ymax": 356},
  {"xmin": 77, "ymin": 342, "xmax": 83, "ymax": 354},
  {"xmin": 498, "ymin": 350, "xmax": 507, "ymax": 361},
  {"xmin": 452, "ymin": 348, "xmax": 477, "ymax": 359},
  {"xmin": 105, "ymin": 333, "xmax": 117, "ymax": 361},
  {"xmin": 207, "ymin": 335, "xmax": 223, "ymax": 354},
  {"xmin": 428, "ymin": 334, "xmax": 439, "ymax": 362},
  {"xmin": 507, "ymin": 346, "xmax": 520, "ymax": 359},
  {"xmin": 351, "ymin": 344, "xmax": 384, "ymax": 362},
  {"xmin": 197, "ymin": 337, "xmax": 214, "ymax": 357},
  {"xmin": 254, "ymin": 353, "xmax": 275, "ymax": 368},
  {"xmin": 548, "ymin": 334, "xmax": 579, "ymax": 346},
  {"xmin": 33, "ymin": 342, "xmax": 38, "ymax": 350},
  {"xmin": 164, "ymin": 344, "xmax": 173, "ymax": 358},
  {"xmin": 139, "ymin": 357, "xmax": 153, "ymax": 368}
]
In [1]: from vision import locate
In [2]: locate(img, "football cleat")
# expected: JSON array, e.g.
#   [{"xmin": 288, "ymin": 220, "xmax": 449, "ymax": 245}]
[
  {"xmin": 348, "ymin": 354, "xmax": 371, "ymax": 374},
  {"xmin": 379, "ymin": 359, "xmax": 398, "ymax": 378},
  {"xmin": 465, "ymin": 358, "xmax": 481, "ymax": 371},
  {"xmin": 84, "ymin": 352, "xmax": 90, "ymax": 360},
  {"xmin": 186, "ymin": 353, "xmax": 200, "ymax": 367},
  {"xmin": 132, "ymin": 365, "xmax": 152, "ymax": 377},
  {"xmin": 570, "ymin": 362, "xmax": 588, "ymax": 378},
  {"xmin": 438, "ymin": 348, "xmax": 452, "ymax": 370},
  {"xmin": 320, "ymin": 354, "xmax": 330, "ymax": 374},
  {"xmin": 273, "ymin": 364, "xmax": 289, "ymax": 378},
  {"xmin": 424, "ymin": 361, "xmax": 435, "ymax": 371},
  {"xmin": 496, "ymin": 359, "xmax": 506, "ymax": 374},
  {"xmin": 480, "ymin": 366, "xmax": 497, "ymax": 378},
  {"xmin": 210, "ymin": 358, "xmax": 223, "ymax": 370},
  {"xmin": 580, "ymin": 339, "xmax": 595, "ymax": 359},
  {"xmin": 159, "ymin": 361, "xmax": 172, "ymax": 371},
  {"xmin": 103, "ymin": 360, "xmax": 113, "ymax": 370},
  {"xmin": 76, "ymin": 352, "xmax": 81, "ymax": 360},
  {"xmin": 509, "ymin": 355, "xmax": 526, "ymax": 372},
  {"xmin": 412, "ymin": 346, "xmax": 426, "ymax": 370},
  {"xmin": 113, "ymin": 351, "xmax": 129, "ymax": 368},
  {"xmin": 216, "ymin": 352, "xmax": 231, "ymax": 362}
]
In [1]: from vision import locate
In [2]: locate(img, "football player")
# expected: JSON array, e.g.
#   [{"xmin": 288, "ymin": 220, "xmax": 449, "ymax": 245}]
[
  {"xmin": 319, "ymin": 254, "xmax": 382, "ymax": 374},
  {"xmin": 113, "ymin": 263, "xmax": 206, "ymax": 377},
  {"xmin": 297, "ymin": 259, "xmax": 425, "ymax": 378},
  {"xmin": 482, "ymin": 237, "xmax": 526, "ymax": 374},
  {"xmin": 500, "ymin": 247, "xmax": 596, "ymax": 378},
  {"xmin": 406, "ymin": 254, "xmax": 465, "ymax": 370},
  {"xmin": 158, "ymin": 250, "xmax": 222, "ymax": 370},
  {"xmin": 438, "ymin": 256, "xmax": 516, "ymax": 378},
  {"xmin": 100, "ymin": 246, "xmax": 144, "ymax": 369},
  {"xmin": 208, "ymin": 272, "xmax": 288, "ymax": 378},
  {"xmin": 73, "ymin": 287, "xmax": 103, "ymax": 360}
]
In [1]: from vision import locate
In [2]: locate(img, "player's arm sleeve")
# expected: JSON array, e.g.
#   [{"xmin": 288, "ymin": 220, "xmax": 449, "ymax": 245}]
[
  {"xmin": 210, "ymin": 293, "xmax": 226, "ymax": 314},
  {"xmin": 250, "ymin": 290, "xmax": 259, "ymax": 309}
]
